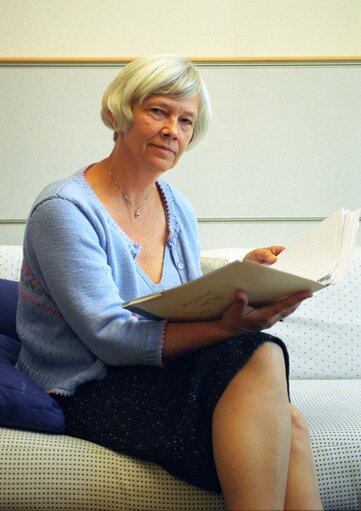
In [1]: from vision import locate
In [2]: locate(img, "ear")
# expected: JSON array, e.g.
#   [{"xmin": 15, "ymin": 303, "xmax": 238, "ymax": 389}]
[{"xmin": 106, "ymin": 109, "xmax": 117, "ymax": 129}]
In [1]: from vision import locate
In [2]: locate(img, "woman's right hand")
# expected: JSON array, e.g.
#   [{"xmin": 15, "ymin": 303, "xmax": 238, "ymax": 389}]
[
  {"xmin": 163, "ymin": 289, "xmax": 312, "ymax": 361},
  {"xmin": 219, "ymin": 289, "xmax": 312, "ymax": 337}
]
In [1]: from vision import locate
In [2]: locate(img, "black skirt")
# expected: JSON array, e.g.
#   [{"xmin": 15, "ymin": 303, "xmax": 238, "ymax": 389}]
[{"xmin": 54, "ymin": 332, "xmax": 289, "ymax": 492}]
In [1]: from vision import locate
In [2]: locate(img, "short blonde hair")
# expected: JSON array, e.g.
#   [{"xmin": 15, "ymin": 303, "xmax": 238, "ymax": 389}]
[{"xmin": 101, "ymin": 54, "xmax": 212, "ymax": 148}]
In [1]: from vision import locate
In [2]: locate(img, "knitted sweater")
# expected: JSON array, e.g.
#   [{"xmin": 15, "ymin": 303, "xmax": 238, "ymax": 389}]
[{"xmin": 16, "ymin": 168, "xmax": 202, "ymax": 396}]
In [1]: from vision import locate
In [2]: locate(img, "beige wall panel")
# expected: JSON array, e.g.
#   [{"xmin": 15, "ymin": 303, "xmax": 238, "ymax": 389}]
[
  {"xmin": 0, "ymin": 0, "xmax": 361, "ymax": 58},
  {"xmin": 0, "ymin": 62, "xmax": 360, "ymax": 246}
]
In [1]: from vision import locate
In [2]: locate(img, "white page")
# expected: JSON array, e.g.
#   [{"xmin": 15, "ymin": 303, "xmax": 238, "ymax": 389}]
[
  {"xmin": 271, "ymin": 209, "xmax": 346, "ymax": 282},
  {"xmin": 333, "ymin": 209, "xmax": 360, "ymax": 282}
]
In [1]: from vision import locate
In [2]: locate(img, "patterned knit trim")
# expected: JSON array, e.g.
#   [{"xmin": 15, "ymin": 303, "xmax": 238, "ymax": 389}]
[
  {"xmin": 156, "ymin": 181, "xmax": 173, "ymax": 241},
  {"xmin": 159, "ymin": 320, "xmax": 168, "ymax": 367},
  {"xmin": 19, "ymin": 288, "xmax": 63, "ymax": 317}
]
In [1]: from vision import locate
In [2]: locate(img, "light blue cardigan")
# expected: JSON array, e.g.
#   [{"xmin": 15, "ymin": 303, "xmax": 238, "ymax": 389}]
[{"xmin": 16, "ymin": 169, "xmax": 202, "ymax": 396}]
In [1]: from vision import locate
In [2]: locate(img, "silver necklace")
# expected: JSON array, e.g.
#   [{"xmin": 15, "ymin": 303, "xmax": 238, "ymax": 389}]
[{"xmin": 108, "ymin": 169, "xmax": 149, "ymax": 218}]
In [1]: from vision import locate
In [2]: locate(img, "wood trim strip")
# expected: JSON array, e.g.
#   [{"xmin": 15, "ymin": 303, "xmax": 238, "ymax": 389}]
[
  {"xmin": 1, "ymin": 56, "xmax": 361, "ymax": 64},
  {"xmin": 197, "ymin": 217, "xmax": 327, "ymax": 223},
  {"xmin": 0, "ymin": 217, "xmax": 337, "ymax": 224}
]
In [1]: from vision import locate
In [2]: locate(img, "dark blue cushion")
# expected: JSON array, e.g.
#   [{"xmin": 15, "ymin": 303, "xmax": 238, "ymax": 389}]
[
  {"xmin": 0, "ymin": 334, "xmax": 65, "ymax": 433},
  {"xmin": 0, "ymin": 334, "xmax": 20, "ymax": 364},
  {"xmin": 0, "ymin": 279, "xmax": 19, "ymax": 340}
]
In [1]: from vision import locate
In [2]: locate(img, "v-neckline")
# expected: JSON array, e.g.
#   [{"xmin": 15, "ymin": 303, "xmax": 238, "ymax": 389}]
[{"xmin": 80, "ymin": 167, "xmax": 172, "ymax": 285}]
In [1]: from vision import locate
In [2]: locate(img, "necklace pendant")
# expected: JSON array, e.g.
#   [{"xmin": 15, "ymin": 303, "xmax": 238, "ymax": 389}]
[{"xmin": 108, "ymin": 168, "xmax": 148, "ymax": 219}]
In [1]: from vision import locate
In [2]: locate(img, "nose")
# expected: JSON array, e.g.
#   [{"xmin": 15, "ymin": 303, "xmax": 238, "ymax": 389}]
[{"xmin": 161, "ymin": 117, "xmax": 179, "ymax": 139}]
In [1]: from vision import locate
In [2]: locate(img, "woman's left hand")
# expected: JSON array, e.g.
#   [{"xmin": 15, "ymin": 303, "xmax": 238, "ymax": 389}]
[{"xmin": 243, "ymin": 245, "xmax": 285, "ymax": 265}]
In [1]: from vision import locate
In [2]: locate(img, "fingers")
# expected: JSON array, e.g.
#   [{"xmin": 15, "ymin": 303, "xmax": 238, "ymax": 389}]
[
  {"xmin": 221, "ymin": 289, "xmax": 312, "ymax": 337},
  {"xmin": 267, "ymin": 245, "xmax": 285, "ymax": 256},
  {"xmin": 259, "ymin": 245, "xmax": 286, "ymax": 263},
  {"xmin": 256, "ymin": 249, "xmax": 278, "ymax": 264},
  {"xmin": 269, "ymin": 291, "xmax": 312, "ymax": 321},
  {"xmin": 243, "ymin": 246, "xmax": 285, "ymax": 264},
  {"xmin": 220, "ymin": 290, "xmax": 250, "ymax": 336},
  {"xmin": 230, "ymin": 290, "xmax": 249, "ymax": 316}
]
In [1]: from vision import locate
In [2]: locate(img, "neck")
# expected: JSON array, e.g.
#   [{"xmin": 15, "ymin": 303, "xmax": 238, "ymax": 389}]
[{"xmin": 106, "ymin": 143, "xmax": 158, "ymax": 202}]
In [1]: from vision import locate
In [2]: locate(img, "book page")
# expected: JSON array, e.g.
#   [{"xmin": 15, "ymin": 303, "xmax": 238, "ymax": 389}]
[
  {"xmin": 333, "ymin": 208, "xmax": 361, "ymax": 282},
  {"xmin": 271, "ymin": 209, "xmax": 346, "ymax": 282},
  {"xmin": 125, "ymin": 260, "xmax": 325, "ymax": 321}
]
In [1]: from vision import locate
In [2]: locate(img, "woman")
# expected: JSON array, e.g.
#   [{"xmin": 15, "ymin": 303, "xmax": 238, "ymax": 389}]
[{"xmin": 17, "ymin": 54, "xmax": 323, "ymax": 510}]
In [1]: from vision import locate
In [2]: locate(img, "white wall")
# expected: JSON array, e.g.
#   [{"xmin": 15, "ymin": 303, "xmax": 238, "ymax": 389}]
[
  {"xmin": 1, "ymin": 0, "xmax": 360, "ymax": 248},
  {"xmin": 1, "ymin": 61, "xmax": 360, "ymax": 248},
  {"xmin": 1, "ymin": 0, "xmax": 361, "ymax": 58}
]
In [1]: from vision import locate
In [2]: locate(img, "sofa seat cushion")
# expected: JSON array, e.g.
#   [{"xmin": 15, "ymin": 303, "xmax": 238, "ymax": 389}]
[
  {"xmin": 0, "ymin": 427, "xmax": 224, "ymax": 511},
  {"xmin": 291, "ymin": 379, "xmax": 361, "ymax": 511}
]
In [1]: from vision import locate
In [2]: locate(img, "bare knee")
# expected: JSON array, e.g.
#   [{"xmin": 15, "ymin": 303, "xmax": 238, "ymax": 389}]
[
  {"xmin": 249, "ymin": 341, "xmax": 286, "ymax": 368},
  {"xmin": 289, "ymin": 404, "xmax": 311, "ymax": 452},
  {"xmin": 226, "ymin": 342, "xmax": 289, "ymax": 402},
  {"xmin": 246, "ymin": 341, "xmax": 288, "ymax": 384},
  {"xmin": 290, "ymin": 404, "xmax": 309, "ymax": 432}
]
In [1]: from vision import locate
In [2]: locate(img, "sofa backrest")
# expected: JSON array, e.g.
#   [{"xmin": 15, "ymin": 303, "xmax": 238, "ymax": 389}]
[
  {"xmin": 270, "ymin": 248, "xmax": 361, "ymax": 379},
  {"xmin": 0, "ymin": 246, "xmax": 23, "ymax": 280}
]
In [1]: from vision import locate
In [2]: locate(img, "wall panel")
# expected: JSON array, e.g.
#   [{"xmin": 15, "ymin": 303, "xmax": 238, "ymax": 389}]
[{"xmin": 0, "ymin": 61, "xmax": 360, "ymax": 247}]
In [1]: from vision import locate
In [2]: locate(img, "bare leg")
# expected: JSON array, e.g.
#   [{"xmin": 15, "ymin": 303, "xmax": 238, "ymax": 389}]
[
  {"xmin": 212, "ymin": 342, "xmax": 323, "ymax": 511},
  {"xmin": 212, "ymin": 342, "xmax": 292, "ymax": 510},
  {"xmin": 284, "ymin": 405, "xmax": 323, "ymax": 510}
]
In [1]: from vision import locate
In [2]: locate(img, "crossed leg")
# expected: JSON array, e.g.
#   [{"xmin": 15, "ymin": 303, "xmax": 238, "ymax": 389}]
[{"xmin": 212, "ymin": 342, "xmax": 323, "ymax": 511}]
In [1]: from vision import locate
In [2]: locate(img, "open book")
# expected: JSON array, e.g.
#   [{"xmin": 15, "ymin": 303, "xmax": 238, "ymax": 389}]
[{"xmin": 123, "ymin": 208, "xmax": 360, "ymax": 321}]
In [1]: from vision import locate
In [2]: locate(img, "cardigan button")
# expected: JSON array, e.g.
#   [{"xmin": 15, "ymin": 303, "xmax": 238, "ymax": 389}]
[{"xmin": 177, "ymin": 261, "xmax": 184, "ymax": 270}]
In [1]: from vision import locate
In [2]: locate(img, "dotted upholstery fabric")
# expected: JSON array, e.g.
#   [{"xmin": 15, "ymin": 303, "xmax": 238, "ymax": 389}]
[
  {"xmin": 270, "ymin": 250, "xmax": 361, "ymax": 379},
  {"xmin": 1, "ymin": 245, "xmax": 360, "ymax": 510},
  {"xmin": 0, "ymin": 428, "xmax": 224, "ymax": 511},
  {"xmin": 0, "ymin": 245, "xmax": 22, "ymax": 280},
  {"xmin": 291, "ymin": 380, "xmax": 361, "ymax": 511}
]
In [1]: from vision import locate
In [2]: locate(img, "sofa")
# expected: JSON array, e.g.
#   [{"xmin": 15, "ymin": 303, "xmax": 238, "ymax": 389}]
[{"xmin": 0, "ymin": 244, "xmax": 360, "ymax": 511}]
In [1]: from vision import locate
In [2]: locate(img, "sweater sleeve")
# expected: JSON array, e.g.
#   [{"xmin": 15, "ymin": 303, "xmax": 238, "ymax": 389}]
[{"xmin": 24, "ymin": 197, "xmax": 166, "ymax": 367}]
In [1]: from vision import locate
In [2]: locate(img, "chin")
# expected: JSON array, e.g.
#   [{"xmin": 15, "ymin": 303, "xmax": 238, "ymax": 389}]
[{"xmin": 148, "ymin": 159, "xmax": 175, "ymax": 174}]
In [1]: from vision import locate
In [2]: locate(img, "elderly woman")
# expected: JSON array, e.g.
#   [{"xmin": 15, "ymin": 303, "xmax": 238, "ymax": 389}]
[{"xmin": 16, "ymin": 55, "xmax": 322, "ymax": 511}]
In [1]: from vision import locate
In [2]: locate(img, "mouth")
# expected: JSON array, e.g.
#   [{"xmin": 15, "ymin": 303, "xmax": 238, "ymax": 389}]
[{"xmin": 150, "ymin": 144, "xmax": 176, "ymax": 155}]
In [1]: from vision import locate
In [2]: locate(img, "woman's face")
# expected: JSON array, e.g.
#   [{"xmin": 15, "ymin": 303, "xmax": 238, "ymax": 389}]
[{"xmin": 120, "ymin": 94, "xmax": 199, "ymax": 174}]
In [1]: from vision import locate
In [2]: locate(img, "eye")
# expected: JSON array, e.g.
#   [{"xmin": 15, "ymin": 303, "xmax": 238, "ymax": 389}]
[
  {"xmin": 180, "ymin": 118, "xmax": 194, "ymax": 128},
  {"xmin": 150, "ymin": 107, "xmax": 165, "ymax": 116}
]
